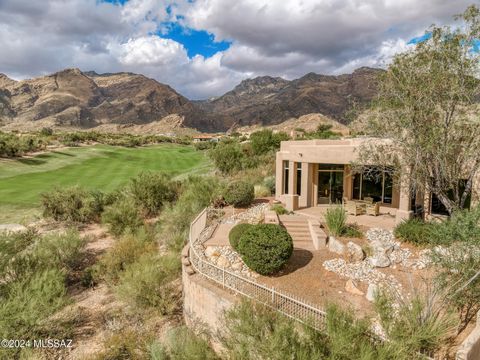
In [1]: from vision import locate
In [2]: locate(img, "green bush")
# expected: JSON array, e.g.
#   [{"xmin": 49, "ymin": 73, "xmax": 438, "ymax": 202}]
[
  {"xmin": 237, "ymin": 224, "xmax": 293, "ymax": 275},
  {"xmin": 325, "ymin": 206, "xmax": 347, "ymax": 237},
  {"xmin": 208, "ymin": 140, "xmax": 244, "ymax": 174},
  {"xmin": 249, "ymin": 129, "xmax": 289, "ymax": 155},
  {"xmin": 271, "ymin": 204, "xmax": 289, "ymax": 215},
  {"xmin": 150, "ymin": 327, "xmax": 218, "ymax": 360},
  {"xmin": 343, "ymin": 224, "xmax": 363, "ymax": 238},
  {"xmin": 102, "ymin": 196, "xmax": 143, "ymax": 236},
  {"xmin": 116, "ymin": 253, "xmax": 180, "ymax": 313},
  {"xmin": 97, "ymin": 229, "xmax": 156, "ymax": 283},
  {"xmin": 254, "ymin": 184, "xmax": 271, "ymax": 197},
  {"xmin": 394, "ymin": 218, "xmax": 434, "ymax": 245},
  {"xmin": 228, "ymin": 223, "xmax": 254, "ymax": 251},
  {"xmin": 263, "ymin": 176, "xmax": 276, "ymax": 194},
  {"xmin": 129, "ymin": 171, "xmax": 177, "ymax": 216},
  {"xmin": 41, "ymin": 186, "xmax": 104, "ymax": 223},
  {"xmin": 223, "ymin": 180, "xmax": 254, "ymax": 208}
]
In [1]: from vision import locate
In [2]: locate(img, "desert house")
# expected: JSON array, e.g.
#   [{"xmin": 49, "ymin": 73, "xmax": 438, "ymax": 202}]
[
  {"xmin": 192, "ymin": 135, "xmax": 219, "ymax": 143},
  {"xmin": 275, "ymin": 138, "xmax": 480, "ymax": 224}
]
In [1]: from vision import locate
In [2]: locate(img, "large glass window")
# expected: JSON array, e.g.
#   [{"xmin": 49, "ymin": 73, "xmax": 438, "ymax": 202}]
[
  {"xmin": 283, "ymin": 161, "xmax": 289, "ymax": 194},
  {"xmin": 352, "ymin": 168, "xmax": 393, "ymax": 204},
  {"xmin": 431, "ymin": 180, "xmax": 471, "ymax": 215},
  {"xmin": 296, "ymin": 163, "xmax": 302, "ymax": 195}
]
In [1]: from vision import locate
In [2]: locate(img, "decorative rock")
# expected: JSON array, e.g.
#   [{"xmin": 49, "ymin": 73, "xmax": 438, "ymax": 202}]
[
  {"xmin": 345, "ymin": 279, "xmax": 364, "ymax": 296},
  {"xmin": 369, "ymin": 254, "xmax": 391, "ymax": 268},
  {"xmin": 232, "ymin": 262, "xmax": 243, "ymax": 270},
  {"xmin": 347, "ymin": 241, "xmax": 365, "ymax": 262},
  {"xmin": 366, "ymin": 283, "xmax": 378, "ymax": 302},
  {"xmin": 205, "ymin": 246, "xmax": 220, "ymax": 258},
  {"xmin": 217, "ymin": 255, "xmax": 231, "ymax": 268},
  {"xmin": 328, "ymin": 236, "xmax": 345, "ymax": 254}
]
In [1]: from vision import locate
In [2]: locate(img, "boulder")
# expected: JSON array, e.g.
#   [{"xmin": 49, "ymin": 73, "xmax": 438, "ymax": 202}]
[
  {"xmin": 366, "ymin": 283, "xmax": 378, "ymax": 302},
  {"xmin": 369, "ymin": 254, "xmax": 391, "ymax": 268},
  {"xmin": 217, "ymin": 255, "xmax": 231, "ymax": 268},
  {"xmin": 347, "ymin": 241, "xmax": 365, "ymax": 262},
  {"xmin": 328, "ymin": 236, "xmax": 345, "ymax": 255},
  {"xmin": 205, "ymin": 246, "xmax": 220, "ymax": 258},
  {"xmin": 345, "ymin": 279, "xmax": 364, "ymax": 296}
]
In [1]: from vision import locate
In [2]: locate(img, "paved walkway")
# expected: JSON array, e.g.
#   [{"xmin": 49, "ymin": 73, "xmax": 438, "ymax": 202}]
[
  {"xmin": 203, "ymin": 223, "xmax": 234, "ymax": 246},
  {"xmin": 296, "ymin": 206, "xmax": 396, "ymax": 230}
]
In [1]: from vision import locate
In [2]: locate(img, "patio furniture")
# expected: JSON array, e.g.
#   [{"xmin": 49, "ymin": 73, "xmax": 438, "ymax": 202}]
[
  {"xmin": 345, "ymin": 200, "xmax": 366, "ymax": 216},
  {"xmin": 366, "ymin": 202, "xmax": 380, "ymax": 216},
  {"xmin": 363, "ymin": 197, "xmax": 374, "ymax": 204}
]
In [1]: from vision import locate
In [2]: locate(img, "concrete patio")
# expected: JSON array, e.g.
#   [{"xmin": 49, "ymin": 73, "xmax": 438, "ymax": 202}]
[{"xmin": 295, "ymin": 205, "xmax": 397, "ymax": 230}]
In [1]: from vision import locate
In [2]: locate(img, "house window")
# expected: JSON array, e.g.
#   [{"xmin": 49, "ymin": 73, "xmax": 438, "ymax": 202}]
[
  {"xmin": 431, "ymin": 180, "xmax": 471, "ymax": 215},
  {"xmin": 353, "ymin": 168, "xmax": 393, "ymax": 204},
  {"xmin": 296, "ymin": 163, "xmax": 302, "ymax": 195},
  {"xmin": 283, "ymin": 161, "xmax": 289, "ymax": 194}
]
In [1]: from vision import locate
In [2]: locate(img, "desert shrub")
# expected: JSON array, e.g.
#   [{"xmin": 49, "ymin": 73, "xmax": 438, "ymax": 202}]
[
  {"xmin": 271, "ymin": 204, "xmax": 289, "ymax": 215},
  {"xmin": 428, "ymin": 205, "xmax": 480, "ymax": 245},
  {"xmin": 160, "ymin": 176, "xmax": 221, "ymax": 253},
  {"xmin": 394, "ymin": 218, "xmax": 434, "ymax": 245},
  {"xmin": 325, "ymin": 206, "xmax": 347, "ymax": 236},
  {"xmin": 151, "ymin": 327, "xmax": 218, "ymax": 360},
  {"xmin": 0, "ymin": 228, "xmax": 37, "ymax": 277},
  {"xmin": 208, "ymin": 140, "xmax": 244, "ymax": 174},
  {"xmin": 194, "ymin": 141, "xmax": 215, "ymax": 151},
  {"xmin": 249, "ymin": 129, "xmax": 289, "ymax": 155},
  {"xmin": 0, "ymin": 131, "xmax": 46, "ymax": 157},
  {"xmin": 222, "ymin": 300, "xmax": 328, "ymax": 359},
  {"xmin": 343, "ymin": 224, "xmax": 363, "ymax": 238},
  {"xmin": 254, "ymin": 184, "xmax": 271, "ymax": 197},
  {"xmin": 228, "ymin": 223, "xmax": 254, "ymax": 251},
  {"xmin": 129, "ymin": 171, "xmax": 177, "ymax": 216},
  {"xmin": 0, "ymin": 269, "xmax": 68, "ymax": 340},
  {"xmin": 40, "ymin": 127, "xmax": 53, "ymax": 136},
  {"xmin": 374, "ymin": 290, "xmax": 456, "ymax": 356},
  {"xmin": 223, "ymin": 180, "xmax": 254, "ymax": 208},
  {"xmin": 102, "ymin": 196, "xmax": 143, "ymax": 236},
  {"xmin": 116, "ymin": 253, "xmax": 180, "ymax": 313},
  {"xmin": 430, "ymin": 243, "xmax": 480, "ymax": 331},
  {"xmin": 97, "ymin": 229, "xmax": 156, "ymax": 283},
  {"xmin": 237, "ymin": 224, "xmax": 293, "ymax": 275},
  {"xmin": 263, "ymin": 176, "xmax": 276, "ymax": 194},
  {"xmin": 41, "ymin": 186, "xmax": 104, "ymax": 223},
  {"xmin": 93, "ymin": 328, "xmax": 151, "ymax": 360}
]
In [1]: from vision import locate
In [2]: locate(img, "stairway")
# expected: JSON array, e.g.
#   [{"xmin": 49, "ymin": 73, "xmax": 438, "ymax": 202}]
[{"xmin": 278, "ymin": 215, "xmax": 314, "ymax": 251}]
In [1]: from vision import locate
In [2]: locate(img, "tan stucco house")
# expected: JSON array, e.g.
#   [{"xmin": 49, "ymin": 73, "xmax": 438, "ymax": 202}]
[{"xmin": 275, "ymin": 138, "xmax": 480, "ymax": 224}]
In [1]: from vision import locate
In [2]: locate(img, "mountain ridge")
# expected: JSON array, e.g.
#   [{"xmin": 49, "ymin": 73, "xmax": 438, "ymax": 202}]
[{"xmin": 0, "ymin": 67, "xmax": 382, "ymax": 132}]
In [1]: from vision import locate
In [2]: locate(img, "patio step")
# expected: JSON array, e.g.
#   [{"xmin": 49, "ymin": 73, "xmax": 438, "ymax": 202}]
[{"xmin": 279, "ymin": 215, "xmax": 314, "ymax": 250}]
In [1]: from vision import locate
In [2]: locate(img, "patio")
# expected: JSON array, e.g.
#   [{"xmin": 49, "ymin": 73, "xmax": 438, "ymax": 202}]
[{"xmin": 295, "ymin": 205, "xmax": 397, "ymax": 230}]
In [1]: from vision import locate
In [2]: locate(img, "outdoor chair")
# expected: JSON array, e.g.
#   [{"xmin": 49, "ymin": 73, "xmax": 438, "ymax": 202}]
[
  {"xmin": 366, "ymin": 202, "xmax": 380, "ymax": 216},
  {"xmin": 363, "ymin": 197, "xmax": 374, "ymax": 204},
  {"xmin": 345, "ymin": 200, "xmax": 366, "ymax": 216}
]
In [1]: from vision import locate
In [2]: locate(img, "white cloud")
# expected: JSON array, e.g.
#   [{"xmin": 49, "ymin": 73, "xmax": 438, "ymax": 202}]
[{"xmin": 0, "ymin": 0, "xmax": 474, "ymax": 98}]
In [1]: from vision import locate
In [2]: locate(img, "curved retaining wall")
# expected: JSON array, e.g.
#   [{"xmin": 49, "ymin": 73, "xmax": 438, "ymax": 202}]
[{"xmin": 182, "ymin": 245, "xmax": 238, "ymax": 348}]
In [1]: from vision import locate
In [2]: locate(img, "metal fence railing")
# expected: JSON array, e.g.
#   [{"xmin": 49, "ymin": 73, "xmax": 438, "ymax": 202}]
[{"xmin": 188, "ymin": 208, "xmax": 326, "ymax": 331}]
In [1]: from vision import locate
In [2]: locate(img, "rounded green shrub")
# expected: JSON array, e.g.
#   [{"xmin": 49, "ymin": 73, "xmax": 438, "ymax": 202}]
[
  {"xmin": 237, "ymin": 224, "xmax": 293, "ymax": 275},
  {"xmin": 228, "ymin": 223, "xmax": 254, "ymax": 251},
  {"xmin": 224, "ymin": 180, "xmax": 254, "ymax": 208}
]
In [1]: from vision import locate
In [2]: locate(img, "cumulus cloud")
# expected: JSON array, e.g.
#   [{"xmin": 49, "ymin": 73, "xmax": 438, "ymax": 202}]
[{"xmin": 0, "ymin": 0, "xmax": 474, "ymax": 99}]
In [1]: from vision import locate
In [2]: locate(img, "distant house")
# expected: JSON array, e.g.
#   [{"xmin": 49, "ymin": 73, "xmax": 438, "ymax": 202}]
[{"xmin": 192, "ymin": 135, "xmax": 219, "ymax": 143}]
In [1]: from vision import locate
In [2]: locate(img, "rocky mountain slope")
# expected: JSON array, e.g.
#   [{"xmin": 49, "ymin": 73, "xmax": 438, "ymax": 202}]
[
  {"xmin": 0, "ymin": 67, "xmax": 382, "ymax": 132},
  {"xmin": 197, "ymin": 67, "xmax": 382, "ymax": 128}
]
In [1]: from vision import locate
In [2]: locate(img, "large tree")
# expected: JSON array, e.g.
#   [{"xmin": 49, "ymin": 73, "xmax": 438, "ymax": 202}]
[{"xmin": 361, "ymin": 5, "xmax": 480, "ymax": 215}]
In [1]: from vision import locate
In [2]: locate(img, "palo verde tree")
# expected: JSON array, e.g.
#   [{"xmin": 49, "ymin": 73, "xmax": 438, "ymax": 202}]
[{"xmin": 361, "ymin": 5, "xmax": 480, "ymax": 215}]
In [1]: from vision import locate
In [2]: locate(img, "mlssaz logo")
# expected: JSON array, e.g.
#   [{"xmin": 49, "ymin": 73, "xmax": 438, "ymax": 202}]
[{"xmin": 33, "ymin": 339, "xmax": 73, "ymax": 348}]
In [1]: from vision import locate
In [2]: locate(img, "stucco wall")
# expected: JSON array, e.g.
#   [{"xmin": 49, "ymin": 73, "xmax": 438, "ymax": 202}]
[
  {"xmin": 182, "ymin": 259, "xmax": 238, "ymax": 346},
  {"xmin": 456, "ymin": 312, "xmax": 480, "ymax": 360}
]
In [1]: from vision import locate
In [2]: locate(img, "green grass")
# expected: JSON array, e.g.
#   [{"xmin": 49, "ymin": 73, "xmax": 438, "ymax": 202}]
[{"xmin": 0, "ymin": 144, "xmax": 212, "ymax": 223}]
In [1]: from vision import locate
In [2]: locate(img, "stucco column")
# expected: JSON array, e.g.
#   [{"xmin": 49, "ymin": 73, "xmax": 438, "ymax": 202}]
[
  {"xmin": 343, "ymin": 165, "xmax": 352, "ymax": 200},
  {"xmin": 395, "ymin": 168, "xmax": 413, "ymax": 224},
  {"xmin": 285, "ymin": 161, "xmax": 299, "ymax": 211},
  {"xmin": 299, "ymin": 162, "xmax": 312, "ymax": 208},
  {"xmin": 275, "ymin": 153, "xmax": 283, "ymax": 201}
]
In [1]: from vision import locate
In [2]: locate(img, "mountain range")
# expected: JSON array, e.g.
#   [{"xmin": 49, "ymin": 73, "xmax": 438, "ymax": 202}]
[{"xmin": 0, "ymin": 67, "xmax": 382, "ymax": 133}]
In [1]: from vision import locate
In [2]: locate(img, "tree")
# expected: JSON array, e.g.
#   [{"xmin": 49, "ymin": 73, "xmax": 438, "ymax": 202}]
[
  {"xmin": 249, "ymin": 129, "xmax": 289, "ymax": 155},
  {"xmin": 361, "ymin": 5, "xmax": 480, "ymax": 215},
  {"xmin": 208, "ymin": 140, "xmax": 244, "ymax": 174}
]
